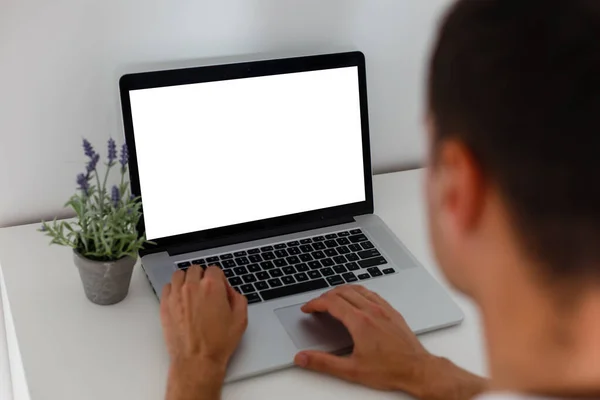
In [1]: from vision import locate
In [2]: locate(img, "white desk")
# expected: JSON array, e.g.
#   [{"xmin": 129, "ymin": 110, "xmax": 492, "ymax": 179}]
[{"xmin": 0, "ymin": 169, "xmax": 487, "ymax": 400}]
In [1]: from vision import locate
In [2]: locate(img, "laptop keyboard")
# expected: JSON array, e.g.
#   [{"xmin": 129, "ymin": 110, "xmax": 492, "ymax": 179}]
[{"xmin": 175, "ymin": 229, "xmax": 396, "ymax": 305}]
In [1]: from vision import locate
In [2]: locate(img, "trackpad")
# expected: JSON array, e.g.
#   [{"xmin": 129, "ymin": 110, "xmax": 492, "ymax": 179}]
[{"xmin": 274, "ymin": 303, "xmax": 353, "ymax": 352}]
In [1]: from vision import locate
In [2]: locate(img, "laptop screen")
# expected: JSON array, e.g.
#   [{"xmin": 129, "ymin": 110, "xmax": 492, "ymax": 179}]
[{"xmin": 129, "ymin": 66, "xmax": 366, "ymax": 240}]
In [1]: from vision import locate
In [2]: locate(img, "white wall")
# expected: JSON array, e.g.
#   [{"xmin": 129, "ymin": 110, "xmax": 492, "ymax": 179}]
[{"xmin": 0, "ymin": 0, "xmax": 451, "ymax": 227}]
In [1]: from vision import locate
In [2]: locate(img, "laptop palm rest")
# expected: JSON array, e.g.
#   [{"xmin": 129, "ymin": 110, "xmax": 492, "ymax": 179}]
[{"xmin": 274, "ymin": 303, "xmax": 354, "ymax": 352}]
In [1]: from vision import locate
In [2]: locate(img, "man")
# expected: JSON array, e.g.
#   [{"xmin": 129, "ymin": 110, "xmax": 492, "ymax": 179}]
[{"xmin": 159, "ymin": 1, "xmax": 600, "ymax": 399}]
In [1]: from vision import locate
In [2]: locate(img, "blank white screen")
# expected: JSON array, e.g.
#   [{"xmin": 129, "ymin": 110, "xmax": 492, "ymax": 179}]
[{"xmin": 129, "ymin": 66, "xmax": 366, "ymax": 240}]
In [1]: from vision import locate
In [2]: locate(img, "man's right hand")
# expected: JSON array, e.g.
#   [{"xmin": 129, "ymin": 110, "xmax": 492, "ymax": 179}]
[{"xmin": 293, "ymin": 285, "xmax": 486, "ymax": 400}]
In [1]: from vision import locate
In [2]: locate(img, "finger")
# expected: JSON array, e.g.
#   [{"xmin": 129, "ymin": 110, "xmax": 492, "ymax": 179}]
[
  {"xmin": 161, "ymin": 282, "xmax": 172, "ymax": 300},
  {"xmin": 184, "ymin": 265, "xmax": 202, "ymax": 283},
  {"xmin": 336, "ymin": 287, "xmax": 374, "ymax": 311},
  {"xmin": 171, "ymin": 269, "xmax": 186, "ymax": 291},
  {"xmin": 294, "ymin": 351, "xmax": 355, "ymax": 381},
  {"xmin": 301, "ymin": 293, "xmax": 359, "ymax": 331},
  {"xmin": 351, "ymin": 285, "xmax": 391, "ymax": 307},
  {"xmin": 202, "ymin": 266, "xmax": 229, "ymax": 301},
  {"xmin": 230, "ymin": 288, "xmax": 248, "ymax": 326}
]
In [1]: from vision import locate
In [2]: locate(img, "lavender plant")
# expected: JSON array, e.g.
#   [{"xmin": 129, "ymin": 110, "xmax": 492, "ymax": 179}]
[{"xmin": 40, "ymin": 138, "xmax": 150, "ymax": 261}]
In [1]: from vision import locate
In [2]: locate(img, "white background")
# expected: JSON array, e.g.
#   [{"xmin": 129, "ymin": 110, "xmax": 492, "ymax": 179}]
[
  {"xmin": 0, "ymin": 0, "xmax": 452, "ymax": 228},
  {"xmin": 130, "ymin": 68, "xmax": 366, "ymax": 239}
]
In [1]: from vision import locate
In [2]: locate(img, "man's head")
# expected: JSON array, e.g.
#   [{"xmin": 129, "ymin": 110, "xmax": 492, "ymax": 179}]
[
  {"xmin": 425, "ymin": 0, "xmax": 600, "ymax": 389},
  {"xmin": 427, "ymin": 0, "xmax": 600, "ymax": 296}
]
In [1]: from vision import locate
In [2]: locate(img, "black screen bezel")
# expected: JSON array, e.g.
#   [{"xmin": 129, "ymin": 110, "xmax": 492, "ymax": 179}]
[{"xmin": 119, "ymin": 51, "xmax": 373, "ymax": 253}]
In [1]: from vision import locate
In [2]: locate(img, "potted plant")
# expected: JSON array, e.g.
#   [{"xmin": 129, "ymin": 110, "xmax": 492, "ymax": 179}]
[{"xmin": 40, "ymin": 138, "xmax": 151, "ymax": 305}]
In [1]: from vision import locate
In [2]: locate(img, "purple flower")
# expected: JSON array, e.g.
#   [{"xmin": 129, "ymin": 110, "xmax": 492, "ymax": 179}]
[
  {"xmin": 40, "ymin": 225, "xmax": 47, "ymax": 232},
  {"xmin": 77, "ymin": 173, "xmax": 90, "ymax": 195},
  {"xmin": 82, "ymin": 139, "xmax": 96, "ymax": 159},
  {"xmin": 111, "ymin": 185, "xmax": 120, "ymax": 207},
  {"xmin": 86, "ymin": 153, "xmax": 100, "ymax": 174},
  {"xmin": 107, "ymin": 138, "xmax": 117, "ymax": 164},
  {"xmin": 119, "ymin": 143, "xmax": 129, "ymax": 171}
]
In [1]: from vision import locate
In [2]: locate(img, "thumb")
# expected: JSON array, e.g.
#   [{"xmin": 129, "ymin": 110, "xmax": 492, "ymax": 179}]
[{"xmin": 294, "ymin": 351, "xmax": 355, "ymax": 380}]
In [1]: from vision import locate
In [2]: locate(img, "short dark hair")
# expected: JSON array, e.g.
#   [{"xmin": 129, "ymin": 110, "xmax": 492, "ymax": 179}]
[{"xmin": 429, "ymin": 0, "xmax": 600, "ymax": 280}]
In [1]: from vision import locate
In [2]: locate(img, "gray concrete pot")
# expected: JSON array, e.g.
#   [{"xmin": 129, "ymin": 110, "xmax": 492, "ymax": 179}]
[{"xmin": 73, "ymin": 250, "xmax": 137, "ymax": 305}]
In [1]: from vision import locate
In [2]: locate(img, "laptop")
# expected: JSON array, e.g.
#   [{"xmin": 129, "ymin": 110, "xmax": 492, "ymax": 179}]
[{"xmin": 119, "ymin": 51, "xmax": 463, "ymax": 382}]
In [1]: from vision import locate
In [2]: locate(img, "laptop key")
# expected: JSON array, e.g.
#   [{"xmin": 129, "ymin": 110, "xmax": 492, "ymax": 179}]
[
  {"xmin": 275, "ymin": 243, "xmax": 287, "ymax": 249},
  {"xmin": 232, "ymin": 266, "xmax": 247, "ymax": 276},
  {"xmin": 300, "ymin": 244, "xmax": 313, "ymax": 253},
  {"xmin": 337, "ymin": 245, "xmax": 350, "ymax": 254},
  {"xmin": 327, "ymin": 275, "xmax": 344, "ymax": 286},
  {"xmin": 333, "ymin": 255, "xmax": 347, "ymax": 264},
  {"xmin": 282, "ymin": 276, "xmax": 296, "ymax": 285},
  {"xmin": 242, "ymin": 274, "xmax": 257, "ymax": 283},
  {"xmin": 349, "ymin": 234, "xmax": 368, "ymax": 243},
  {"xmin": 350, "ymin": 229, "xmax": 362, "ymax": 235},
  {"xmin": 312, "ymin": 242, "xmax": 326, "ymax": 250},
  {"xmin": 241, "ymin": 284, "xmax": 255, "ymax": 294},
  {"xmin": 228, "ymin": 277, "xmax": 243, "ymax": 286},
  {"xmin": 312, "ymin": 251, "xmax": 326, "ymax": 259},
  {"xmin": 260, "ymin": 246, "xmax": 274, "ymax": 252},
  {"xmin": 268, "ymin": 278, "xmax": 283, "ymax": 288},
  {"xmin": 245, "ymin": 292, "xmax": 262, "ymax": 304},
  {"xmin": 207, "ymin": 261, "xmax": 222, "ymax": 268},
  {"xmin": 287, "ymin": 247, "xmax": 301, "ymax": 255},
  {"xmin": 313, "ymin": 236, "xmax": 325, "ymax": 241},
  {"xmin": 249, "ymin": 254, "xmax": 263, "ymax": 263},
  {"xmin": 206, "ymin": 256, "xmax": 219, "ymax": 263},
  {"xmin": 342, "ymin": 272, "xmax": 358, "ymax": 283},
  {"xmin": 300, "ymin": 238, "xmax": 312, "ymax": 244},
  {"xmin": 358, "ymin": 257, "xmax": 387, "ymax": 269},
  {"xmin": 233, "ymin": 287, "xmax": 242, "ymax": 294},
  {"xmin": 325, "ymin": 233, "xmax": 338, "ymax": 239},
  {"xmin": 287, "ymin": 241, "xmax": 300, "ymax": 247},
  {"xmin": 299, "ymin": 253, "xmax": 313, "ymax": 262},
  {"xmin": 325, "ymin": 248, "xmax": 338, "ymax": 257},
  {"xmin": 333, "ymin": 265, "xmax": 348, "ymax": 274},
  {"xmin": 256, "ymin": 271, "xmax": 270, "ymax": 281},
  {"xmin": 336, "ymin": 238, "xmax": 350, "ymax": 246},
  {"xmin": 274, "ymin": 259, "xmax": 287, "ymax": 268},
  {"xmin": 338, "ymin": 231, "xmax": 350, "ymax": 237},
  {"xmin": 308, "ymin": 270, "xmax": 322, "ymax": 279},
  {"xmin": 286, "ymin": 255, "xmax": 300, "ymax": 265},
  {"xmin": 177, "ymin": 262, "xmax": 191, "ymax": 269},
  {"xmin": 295, "ymin": 263, "xmax": 309, "ymax": 272},
  {"xmin": 191, "ymin": 259, "xmax": 205, "ymax": 265},
  {"xmin": 223, "ymin": 269, "xmax": 234, "ymax": 278},
  {"xmin": 325, "ymin": 240, "xmax": 338, "ymax": 248},
  {"xmin": 348, "ymin": 244, "xmax": 362, "ymax": 252},
  {"xmin": 361, "ymin": 241, "xmax": 375, "ymax": 250},
  {"xmin": 222, "ymin": 260, "xmax": 236, "ymax": 268},
  {"xmin": 234, "ymin": 251, "xmax": 247, "ymax": 257},
  {"xmin": 282, "ymin": 266, "xmax": 296, "ymax": 275},
  {"xmin": 236, "ymin": 257, "xmax": 250, "ymax": 266},
  {"xmin": 260, "ymin": 261, "xmax": 275, "ymax": 270},
  {"xmin": 220, "ymin": 253, "xmax": 233, "ymax": 260},
  {"xmin": 382, "ymin": 268, "xmax": 396, "ymax": 275},
  {"xmin": 346, "ymin": 262, "xmax": 360, "ymax": 271},
  {"xmin": 357, "ymin": 273, "xmax": 371, "ymax": 280},
  {"xmin": 275, "ymin": 250, "xmax": 288, "ymax": 258},
  {"xmin": 321, "ymin": 258, "xmax": 334, "ymax": 267},
  {"xmin": 248, "ymin": 248, "xmax": 260, "ymax": 255},
  {"xmin": 308, "ymin": 261, "xmax": 322, "ymax": 270},
  {"xmin": 260, "ymin": 278, "xmax": 328, "ymax": 301},
  {"xmin": 295, "ymin": 272, "xmax": 309, "ymax": 282},
  {"xmin": 358, "ymin": 250, "xmax": 382, "ymax": 260},
  {"xmin": 321, "ymin": 267, "xmax": 335, "ymax": 277},
  {"xmin": 346, "ymin": 253, "xmax": 359, "ymax": 262},
  {"xmin": 367, "ymin": 267, "xmax": 383, "ymax": 277},
  {"xmin": 269, "ymin": 269, "xmax": 283, "ymax": 278},
  {"xmin": 262, "ymin": 252, "xmax": 276, "ymax": 260},
  {"xmin": 248, "ymin": 264, "xmax": 261, "ymax": 273},
  {"xmin": 254, "ymin": 281, "xmax": 269, "ymax": 291}
]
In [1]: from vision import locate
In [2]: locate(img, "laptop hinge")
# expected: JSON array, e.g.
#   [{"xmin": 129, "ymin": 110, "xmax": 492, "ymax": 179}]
[{"xmin": 160, "ymin": 215, "xmax": 355, "ymax": 257}]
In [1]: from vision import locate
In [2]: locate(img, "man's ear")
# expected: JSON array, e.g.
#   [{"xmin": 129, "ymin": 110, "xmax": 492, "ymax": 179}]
[{"xmin": 436, "ymin": 139, "xmax": 486, "ymax": 232}]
